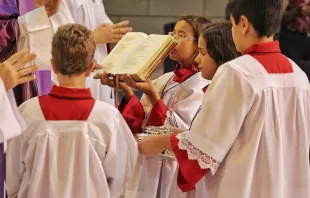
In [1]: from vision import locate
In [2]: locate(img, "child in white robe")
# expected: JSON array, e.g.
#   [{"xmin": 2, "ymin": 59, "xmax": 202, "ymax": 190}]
[
  {"xmin": 138, "ymin": 0, "xmax": 310, "ymax": 198},
  {"xmin": 5, "ymin": 24, "xmax": 138, "ymax": 198},
  {"xmin": 50, "ymin": 0, "xmax": 132, "ymax": 104},
  {"xmin": 137, "ymin": 21, "xmax": 240, "ymax": 198},
  {"xmin": 101, "ymin": 16, "xmax": 211, "ymax": 198}
]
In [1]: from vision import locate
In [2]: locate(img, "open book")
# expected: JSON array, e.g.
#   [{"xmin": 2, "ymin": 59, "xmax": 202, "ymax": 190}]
[{"xmin": 95, "ymin": 32, "xmax": 178, "ymax": 81}]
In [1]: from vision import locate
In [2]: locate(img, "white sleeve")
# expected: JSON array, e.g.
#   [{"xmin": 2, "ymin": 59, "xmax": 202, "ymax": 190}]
[
  {"xmin": 6, "ymin": 133, "xmax": 26, "ymax": 197},
  {"xmin": 165, "ymin": 87, "xmax": 205, "ymax": 130},
  {"xmin": 103, "ymin": 112, "xmax": 138, "ymax": 198},
  {"xmin": 75, "ymin": 5, "xmax": 87, "ymax": 26},
  {"xmin": 0, "ymin": 79, "xmax": 24, "ymax": 143},
  {"xmin": 17, "ymin": 6, "xmax": 53, "ymax": 70},
  {"xmin": 177, "ymin": 63, "xmax": 255, "ymax": 174}
]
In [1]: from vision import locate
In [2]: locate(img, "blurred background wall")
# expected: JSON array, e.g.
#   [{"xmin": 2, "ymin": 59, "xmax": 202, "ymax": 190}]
[{"xmin": 104, "ymin": 0, "xmax": 229, "ymax": 78}]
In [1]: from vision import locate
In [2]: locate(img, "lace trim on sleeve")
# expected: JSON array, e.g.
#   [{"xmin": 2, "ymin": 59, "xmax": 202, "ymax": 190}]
[
  {"xmin": 165, "ymin": 112, "xmax": 179, "ymax": 128},
  {"xmin": 177, "ymin": 133, "xmax": 221, "ymax": 175}
]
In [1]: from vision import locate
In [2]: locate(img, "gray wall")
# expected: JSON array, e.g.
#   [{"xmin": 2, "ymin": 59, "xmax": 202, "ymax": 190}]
[
  {"xmin": 103, "ymin": 0, "xmax": 229, "ymax": 77},
  {"xmin": 104, "ymin": 0, "xmax": 229, "ymax": 34}
]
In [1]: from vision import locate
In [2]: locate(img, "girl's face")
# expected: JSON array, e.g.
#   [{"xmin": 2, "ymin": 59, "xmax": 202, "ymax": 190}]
[
  {"xmin": 195, "ymin": 36, "xmax": 218, "ymax": 80},
  {"xmin": 169, "ymin": 20, "xmax": 198, "ymax": 67}
]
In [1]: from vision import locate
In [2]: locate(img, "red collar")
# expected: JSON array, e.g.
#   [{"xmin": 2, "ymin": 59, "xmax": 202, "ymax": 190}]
[
  {"xmin": 202, "ymin": 85, "xmax": 209, "ymax": 93},
  {"xmin": 243, "ymin": 41, "xmax": 281, "ymax": 55},
  {"xmin": 173, "ymin": 64, "xmax": 198, "ymax": 83},
  {"xmin": 48, "ymin": 85, "xmax": 93, "ymax": 100}
]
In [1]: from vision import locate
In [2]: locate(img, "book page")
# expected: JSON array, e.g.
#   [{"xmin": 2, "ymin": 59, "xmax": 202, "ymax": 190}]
[
  {"xmin": 141, "ymin": 39, "xmax": 176, "ymax": 80},
  {"xmin": 111, "ymin": 35, "xmax": 172, "ymax": 75},
  {"xmin": 96, "ymin": 32, "xmax": 148, "ymax": 74}
]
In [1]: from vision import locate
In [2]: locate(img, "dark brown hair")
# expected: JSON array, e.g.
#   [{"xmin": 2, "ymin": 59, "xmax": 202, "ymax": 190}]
[
  {"xmin": 226, "ymin": 0, "xmax": 281, "ymax": 37},
  {"xmin": 201, "ymin": 21, "xmax": 240, "ymax": 67},
  {"xmin": 51, "ymin": 24, "xmax": 96, "ymax": 76},
  {"xmin": 177, "ymin": 16, "xmax": 212, "ymax": 41}
]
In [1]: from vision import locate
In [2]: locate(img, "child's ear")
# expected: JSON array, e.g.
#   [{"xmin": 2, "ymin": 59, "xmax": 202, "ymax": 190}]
[
  {"xmin": 50, "ymin": 59, "xmax": 58, "ymax": 74},
  {"xmin": 240, "ymin": 15, "xmax": 250, "ymax": 36},
  {"xmin": 85, "ymin": 61, "xmax": 96, "ymax": 77}
]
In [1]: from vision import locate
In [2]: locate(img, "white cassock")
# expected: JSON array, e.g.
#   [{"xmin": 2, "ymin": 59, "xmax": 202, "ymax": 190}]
[
  {"xmin": 169, "ymin": 47, "xmax": 310, "ymax": 198},
  {"xmin": 123, "ymin": 70, "xmax": 209, "ymax": 198},
  {"xmin": 49, "ymin": 0, "xmax": 114, "ymax": 104},
  {"xmin": 5, "ymin": 86, "xmax": 138, "ymax": 198}
]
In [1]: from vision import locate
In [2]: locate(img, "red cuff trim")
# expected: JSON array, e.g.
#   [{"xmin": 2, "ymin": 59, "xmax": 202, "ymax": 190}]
[
  {"xmin": 171, "ymin": 134, "xmax": 210, "ymax": 192},
  {"xmin": 107, "ymin": 43, "xmax": 111, "ymax": 54},
  {"xmin": 118, "ymin": 96, "xmax": 129, "ymax": 113},
  {"xmin": 120, "ymin": 94, "xmax": 145, "ymax": 134},
  {"xmin": 145, "ymin": 99, "xmax": 167, "ymax": 127}
]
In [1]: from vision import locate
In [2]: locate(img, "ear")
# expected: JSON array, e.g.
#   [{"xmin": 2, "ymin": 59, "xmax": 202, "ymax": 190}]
[
  {"xmin": 50, "ymin": 59, "xmax": 58, "ymax": 74},
  {"xmin": 85, "ymin": 61, "xmax": 95, "ymax": 77},
  {"xmin": 240, "ymin": 15, "xmax": 250, "ymax": 36}
]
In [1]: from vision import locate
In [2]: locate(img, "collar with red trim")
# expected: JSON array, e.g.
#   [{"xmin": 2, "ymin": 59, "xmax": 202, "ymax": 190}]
[
  {"xmin": 243, "ymin": 41, "xmax": 281, "ymax": 55},
  {"xmin": 173, "ymin": 64, "xmax": 198, "ymax": 83},
  {"xmin": 202, "ymin": 84, "xmax": 209, "ymax": 93},
  {"xmin": 48, "ymin": 85, "xmax": 93, "ymax": 100}
]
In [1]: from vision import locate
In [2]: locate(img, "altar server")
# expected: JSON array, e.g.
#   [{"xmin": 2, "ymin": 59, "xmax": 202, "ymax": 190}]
[
  {"xmin": 101, "ymin": 16, "xmax": 210, "ymax": 198},
  {"xmin": 138, "ymin": 0, "xmax": 310, "ymax": 198},
  {"xmin": 6, "ymin": 24, "xmax": 138, "ymax": 198},
  {"xmin": 50, "ymin": 0, "xmax": 132, "ymax": 104}
]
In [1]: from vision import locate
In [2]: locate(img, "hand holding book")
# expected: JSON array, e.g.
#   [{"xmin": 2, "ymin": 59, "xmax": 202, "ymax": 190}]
[
  {"xmin": 123, "ymin": 74, "xmax": 160, "ymax": 105},
  {"xmin": 100, "ymin": 72, "xmax": 134, "ymax": 101}
]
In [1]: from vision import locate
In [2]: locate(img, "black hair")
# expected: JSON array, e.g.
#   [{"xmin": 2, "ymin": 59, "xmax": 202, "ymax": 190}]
[
  {"xmin": 226, "ymin": 0, "xmax": 282, "ymax": 37},
  {"xmin": 201, "ymin": 21, "xmax": 240, "ymax": 67}
]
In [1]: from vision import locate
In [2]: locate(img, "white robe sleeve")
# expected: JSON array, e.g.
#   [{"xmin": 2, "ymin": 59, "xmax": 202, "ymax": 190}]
[
  {"xmin": 17, "ymin": 6, "xmax": 53, "ymax": 70},
  {"xmin": 103, "ymin": 111, "xmax": 138, "ymax": 198},
  {"xmin": 0, "ymin": 79, "xmax": 25, "ymax": 143},
  {"xmin": 177, "ymin": 63, "xmax": 255, "ymax": 174}
]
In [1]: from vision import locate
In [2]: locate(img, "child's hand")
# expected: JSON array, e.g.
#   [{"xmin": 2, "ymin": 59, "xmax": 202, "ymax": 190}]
[
  {"xmin": 138, "ymin": 134, "xmax": 172, "ymax": 158},
  {"xmin": 98, "ymin": 72, "xmax": 134, "ymax": 100},
  {"xmin": 123, "ymin": 74, "xmax": 160, "ymax": 105},
  {"xmin": 170, "ymin": 127, "xmax": 185, "ymax": 134}
]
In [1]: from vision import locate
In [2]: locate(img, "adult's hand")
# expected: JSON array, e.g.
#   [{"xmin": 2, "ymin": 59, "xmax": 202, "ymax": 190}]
[
  {"xmin": 33, "ymin": 0, "xmax": 61, "ymax": 17},
  {"xmin": 0, "ymin": 49, "xmax": 39, "ymax": 91},
  {"xmin": 93, "ymin": 20, "xmax": 133, "ymax": 44},
  {"xmin": 301, "ymin": 5, "xmax": 310, "ymax": 16}
]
